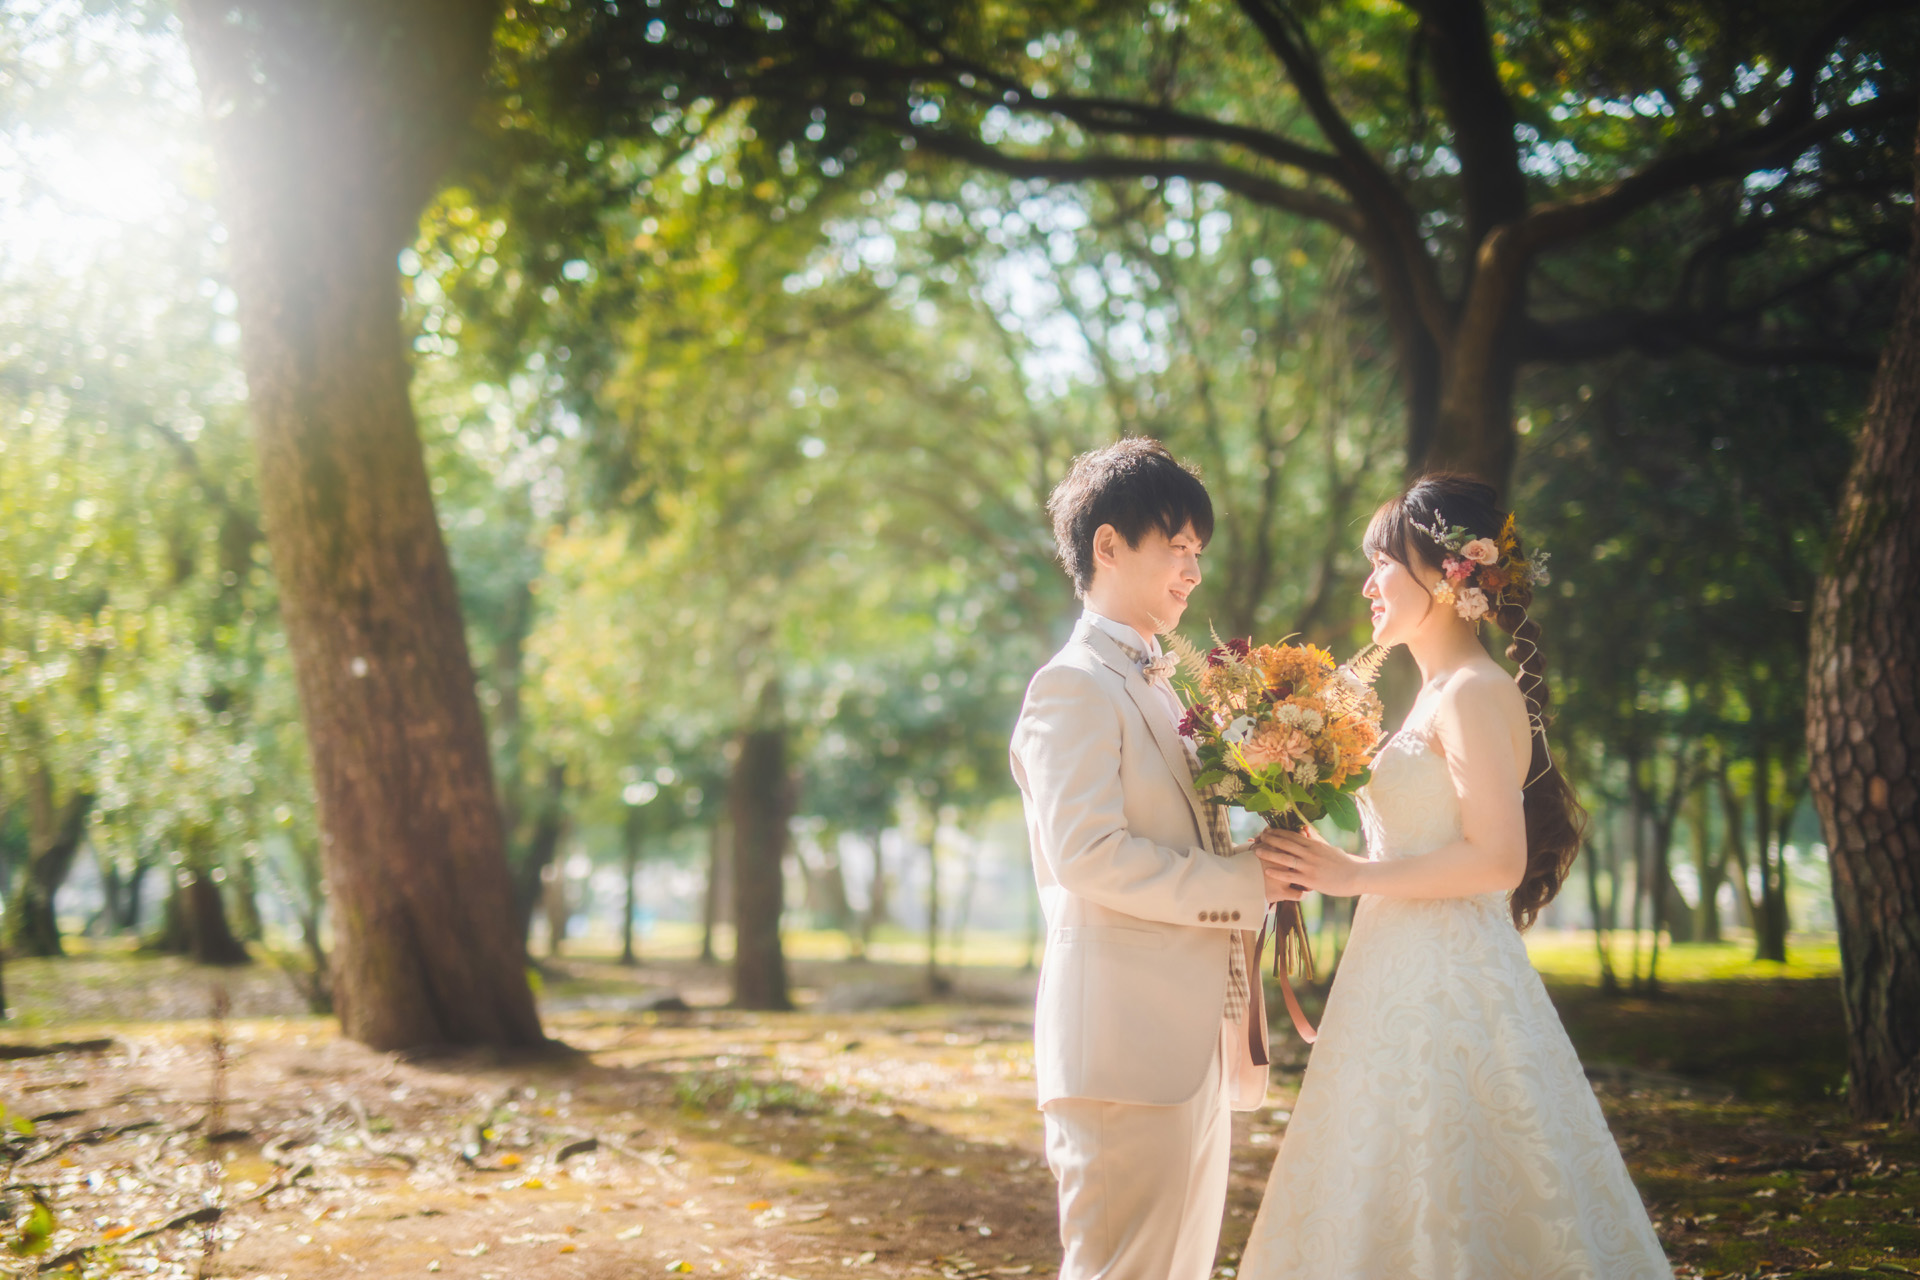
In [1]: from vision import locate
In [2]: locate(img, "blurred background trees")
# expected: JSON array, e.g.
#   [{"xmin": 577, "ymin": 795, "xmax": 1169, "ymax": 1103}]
[{"xmin": 2, "ymin": 0, "xmax": 1915, "ymax": 1111}]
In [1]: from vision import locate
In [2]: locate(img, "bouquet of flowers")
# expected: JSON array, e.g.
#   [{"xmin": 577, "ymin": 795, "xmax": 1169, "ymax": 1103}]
[
  {"xmin": 1162, "ymin": 631, "xmax": 1391, "ymax": 1011},
  {"xmin": 1165, "ymin": 633, "xmax": 1390, "ymax": 835}
]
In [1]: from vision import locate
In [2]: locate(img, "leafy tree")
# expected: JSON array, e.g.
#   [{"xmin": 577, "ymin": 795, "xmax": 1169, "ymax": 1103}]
[
  {"xmin": 176, "ymin": 0, "xmax": 543, "ymax": 1049},
  {"xmin": 551, "ymin": 0, "xmax": 1916, "ymax": 490},
  {"xmin": 1522, "ymin": 352, "xmax": 1858, "ymax": 980}
]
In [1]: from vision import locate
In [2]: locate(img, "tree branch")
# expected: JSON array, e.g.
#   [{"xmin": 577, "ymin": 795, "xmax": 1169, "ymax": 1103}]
[
  {"xmin": 909, "ymin": 59, "xmax": 1349, "ymax": 182},
  {"xmin": 1517, "ymin": 90, "xmax": 1918, "ymax": 255},
  {"xmin": 1231, "ymin": 0, "xmax": 1455, "ymax": 344},
  {"xmin": 892, "ymin": 120, "xmax": 1366, "ymax": 238},
  {"xmin": 1518, "ymin": 307, "xmax": 1879, "ymax": 369}
]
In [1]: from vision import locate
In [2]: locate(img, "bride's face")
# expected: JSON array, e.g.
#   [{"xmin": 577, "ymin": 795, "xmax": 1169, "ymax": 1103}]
[{"xmin": 1363, "ymin": 543, "xmax": 1442, "ymax": 647}]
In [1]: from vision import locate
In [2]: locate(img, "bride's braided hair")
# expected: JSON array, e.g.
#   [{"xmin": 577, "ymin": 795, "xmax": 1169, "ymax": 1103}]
[{"xmin": 1364, "ymin": 473, "xmax": 1586, "ymax": 930}]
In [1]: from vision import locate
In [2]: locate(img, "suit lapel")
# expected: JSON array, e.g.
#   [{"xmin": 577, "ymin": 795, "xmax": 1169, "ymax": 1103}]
[{"xmin": 1075, "ymin": 621, "xmax": 1217, "ymax": 853}]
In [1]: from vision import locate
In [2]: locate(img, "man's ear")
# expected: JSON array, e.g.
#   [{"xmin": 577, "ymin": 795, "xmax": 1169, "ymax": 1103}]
[{"xmin": 1090, "ymin": 522, "xmax": 1121, "ymax": 570}]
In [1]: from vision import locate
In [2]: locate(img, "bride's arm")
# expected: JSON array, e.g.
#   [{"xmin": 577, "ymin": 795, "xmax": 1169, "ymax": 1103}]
[{"xmin": 1257, "ymin": 672, "xmax": 1528, "ymax": 900}]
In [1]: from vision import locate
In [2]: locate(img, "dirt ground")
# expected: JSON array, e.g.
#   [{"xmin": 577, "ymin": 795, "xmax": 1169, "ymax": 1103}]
[{"xmin": 2, "ymin": 952, "xmax": 1918, "ymax": 1280}]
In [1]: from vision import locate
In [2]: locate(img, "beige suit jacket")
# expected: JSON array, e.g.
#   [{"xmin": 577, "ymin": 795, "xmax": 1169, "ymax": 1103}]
[{"xmin": 1011, "ymin": 619, "xmax": 1271, "ymax": 1111}]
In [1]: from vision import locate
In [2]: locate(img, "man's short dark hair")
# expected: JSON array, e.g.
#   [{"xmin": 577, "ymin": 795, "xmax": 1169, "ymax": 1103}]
[{"xmin": 1046, "ymin": 438, "xmax": 1214, "ymax": 597}]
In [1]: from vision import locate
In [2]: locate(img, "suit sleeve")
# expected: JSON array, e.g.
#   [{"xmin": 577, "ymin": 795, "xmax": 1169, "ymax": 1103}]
[{"xmin": 1012, "ymin": 664, "xmax": 1267, "ymax": 928}]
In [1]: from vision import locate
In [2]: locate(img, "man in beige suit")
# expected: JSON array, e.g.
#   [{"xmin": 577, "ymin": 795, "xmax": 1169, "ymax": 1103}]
[{"xmin": 1011, "ymin": 439, "xmax": 1297, "ymax": 1280}]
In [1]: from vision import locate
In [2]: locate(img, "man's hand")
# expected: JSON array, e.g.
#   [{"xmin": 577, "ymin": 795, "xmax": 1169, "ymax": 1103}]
[{"xmin": 1261, "ymin": 855, "xmax": 1306, "ymax": 905}]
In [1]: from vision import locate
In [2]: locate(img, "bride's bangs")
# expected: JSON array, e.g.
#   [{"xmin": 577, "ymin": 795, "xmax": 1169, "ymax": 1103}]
[{"xmin": 1362, "ymin": 496, "xmax": 1416, "ymax": 569}]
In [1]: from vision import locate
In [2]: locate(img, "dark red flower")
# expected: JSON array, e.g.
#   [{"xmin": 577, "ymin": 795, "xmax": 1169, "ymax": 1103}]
[
  {"xmin": 1269, "ymin": 680, "xmax": 1294, "ymax": 702},
  {"xmin": 1205, "ymin": 647, "xmax": 1227, "ymax": 667},
  {"xmin": 1178, "ymin": 703, "xmax": 1210, "ymax": 738},
  {"xmin": 1226, "ymin": 636, "xmax": 1252, "ymax": 657}
]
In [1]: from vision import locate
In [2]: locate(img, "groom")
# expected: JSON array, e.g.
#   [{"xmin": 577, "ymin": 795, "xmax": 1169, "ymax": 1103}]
[{"xmin": 1010, "ymin": 439, "xmax": 1297, "ymax": 1280}]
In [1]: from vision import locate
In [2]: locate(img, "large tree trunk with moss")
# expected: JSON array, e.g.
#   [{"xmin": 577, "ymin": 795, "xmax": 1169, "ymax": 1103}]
[
  {"xmin": 3, "ymin": 766, "xmax": 92, "ymax": 958},
  {"xmin": 730, "ymin": 683, "xmax": 792, "ymax": 1011},
  {"xmin": 178, "ymin": 0, "xmax": 544, "ymax": 1051},
  {"xmin": 1808, "ymin": 126, "xmax": 1920, "ymax": 1124}
]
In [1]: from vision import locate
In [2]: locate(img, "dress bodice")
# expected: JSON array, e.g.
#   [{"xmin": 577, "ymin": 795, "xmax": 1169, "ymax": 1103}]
[{"xmin": 1357, "ymin": 729, "xmax": 1462, "ymax": 862}]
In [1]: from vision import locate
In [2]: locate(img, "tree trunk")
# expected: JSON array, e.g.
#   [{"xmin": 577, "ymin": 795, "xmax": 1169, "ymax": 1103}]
[
  {"xmin": 1719, "ymin": 768, "xmax": 1760, "ymax": 930},
  {"xmin": 1583, "ymin": 837, "xmax": 1620, "ymax": 995},
  {"xmin": 1659, "ymin": 860, "xmax": 1695, "ymax": 944},
  {"xmin": 620, "ymin": 807, "xmax": 643, "ymax": 967},
  {"xmin": 1752, "ymin": 743, "xmax": 1789, "ymax": 963},
  {"xmin": 90, "ymin": 849, "xmax": 123, "ymax": 938},
  {"xmin": 1808, "ymin": 122, "xmax": 1920, "ymax": 1123},
  {"xmin": 3, "ymin": 768, "xmax": 92, "ymax": 958},
  {"xmin": 541, "ymin": 860, "xmax": 569, "ymax": 959},
  {"xmin": 1691, "ymin": 778, "xmax": 1723, "ymax": 943},
  {"xmin": 1422, "ymin": 308, "xmax": 1522, "ymax": 491},
  {"xmin": 923, "ymin": 803, "xmax": 951, "ymax": 996},
  {"xmin": 229, "ymin": 849, "xmax": 264, "ymax": 942},
  {"xmin": 511, "ymin": 762, "xmax": 570, "ymax": 952},
  {"xmin": 178, "ymin": 0, "xmax": 542, "ymax": 1052},
  {"xmin": 729, "ymin": 683, "xmax": 792, "ymax": 1011},
  {"xmin": 151, "ymin": 873, "xmax": 193, "ymax": 955},
  {"xmin": 187, "ymin": 871, "xmax": 252, "ymax": 967},
  {"xmin": 861, "ymin": 827, "xmax": 889, "ymax": 952},
  {"xmin": 124, "ymin": 857, "xmax": 151, "ymax": 935},
  {"xmin": 700, "ymin": 818, "xmax": 730, "ymax": 964}
]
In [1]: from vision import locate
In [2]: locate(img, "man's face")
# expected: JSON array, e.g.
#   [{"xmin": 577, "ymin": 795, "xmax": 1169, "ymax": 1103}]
[{"xmin": 1092, "ymin": 520, "xmax": 1205, "ymax": 634}]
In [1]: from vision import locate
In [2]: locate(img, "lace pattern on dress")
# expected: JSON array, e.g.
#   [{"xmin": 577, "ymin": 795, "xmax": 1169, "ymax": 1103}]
[{"xmin": 1238, "ymin": 721, "xmax": 1673, "ymax": 1279}]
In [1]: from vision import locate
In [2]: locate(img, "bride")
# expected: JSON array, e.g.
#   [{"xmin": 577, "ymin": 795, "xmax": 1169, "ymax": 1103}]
[{"xmin": 1241, "ymin": 474, "xmax": 1672, "ymax": 1279}]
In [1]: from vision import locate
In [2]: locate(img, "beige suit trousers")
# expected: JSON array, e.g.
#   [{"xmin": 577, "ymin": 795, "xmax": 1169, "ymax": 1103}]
[{"xmin": 1042, "ymin": 1017, "xmax": 1235, "ymax": 1280}]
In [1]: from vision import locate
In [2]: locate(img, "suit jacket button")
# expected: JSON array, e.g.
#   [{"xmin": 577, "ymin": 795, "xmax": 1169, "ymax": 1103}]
[
  {"xmin": 1231, "ymin": 910, "xmax": 1242, "ymax": 921},
  {"xmin": 1197, "ymin": 912, "xmax": 1208, "ymax": 922}
]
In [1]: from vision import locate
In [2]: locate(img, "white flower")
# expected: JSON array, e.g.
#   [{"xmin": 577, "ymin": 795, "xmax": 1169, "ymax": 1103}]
[
  {"xmin": 1455, "ymin": 586, "xmax": 1491, "ymax": 621},
  {"xmin": 1224, "ymin": 715, "xmax": 1257, "ymax": 744},
  {"xmin": 1273, "ymin": 704, "xmax": 1324, "ymax": 734},
  {"xmin": 1215, "ymin": 774, "xmax": 1245, "ymax": 801},
  {"xmin": 1293, "ymin": 760, "xmax": 1319, "ymax": 787},
  {"xmin": 1462, "ymin": 537, "xmax": 1500, "ymax": 566}
]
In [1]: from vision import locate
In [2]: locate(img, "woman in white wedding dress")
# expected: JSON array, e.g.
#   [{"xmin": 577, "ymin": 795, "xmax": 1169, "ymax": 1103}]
[{"xmin": 1241, "ymin": 474, "xmax": 1672, "ymax": 1280}]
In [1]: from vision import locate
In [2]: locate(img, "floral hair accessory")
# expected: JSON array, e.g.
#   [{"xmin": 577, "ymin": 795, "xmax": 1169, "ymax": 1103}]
[{"xmin": 1416, "ymin": 510, "xmax": 1550, "ymax": 623}]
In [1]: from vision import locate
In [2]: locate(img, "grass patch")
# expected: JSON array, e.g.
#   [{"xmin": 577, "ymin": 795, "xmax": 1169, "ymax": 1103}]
[
  {"xmin": 673, "ymin": 1070, "xmax": 838, "ymax": 1117},
  {"xmin": 1526, "ymin": 932, "xmax": 1842, "ymax": 986}
]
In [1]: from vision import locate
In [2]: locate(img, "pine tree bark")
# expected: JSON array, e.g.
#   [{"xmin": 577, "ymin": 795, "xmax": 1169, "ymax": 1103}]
[
  {"xmin": 1808, "ymin": 124, "xmax": 1920, "ymax": 1124},
  {"xmin": 178, "ymin": 0, "xmax": 544, "ymax": 1051},
  {"xmin": 729, "ymin": 683, "xmax": 792, "ymax": 1011}
]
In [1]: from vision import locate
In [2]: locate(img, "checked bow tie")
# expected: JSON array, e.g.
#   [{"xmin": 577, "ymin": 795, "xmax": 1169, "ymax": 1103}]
[{"xmin": 1108, "ymin": 633, "xmax": 1178, "ymax": 686}]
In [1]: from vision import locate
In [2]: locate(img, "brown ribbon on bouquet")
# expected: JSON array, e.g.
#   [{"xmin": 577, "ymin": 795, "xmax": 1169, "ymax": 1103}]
[
  {"xmin": 1249, "ymin": 810, "xmax": 1319, "ymax": 1062},
  {"xmin": 1258, "ymin": 899, "xmax": 1318, "ymax": 1050}
]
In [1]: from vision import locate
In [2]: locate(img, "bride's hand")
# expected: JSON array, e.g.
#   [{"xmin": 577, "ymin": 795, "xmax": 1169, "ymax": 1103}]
[{"xmin": 1254, "ymin": 824, "xmax": 1372, "ymax": 898}]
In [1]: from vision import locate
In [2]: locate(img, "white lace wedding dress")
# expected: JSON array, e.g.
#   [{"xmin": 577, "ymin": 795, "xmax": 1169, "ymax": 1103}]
[{"xmin": 1239, "ymin": 727, "xmax": 1672, "ymax": 1279}]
